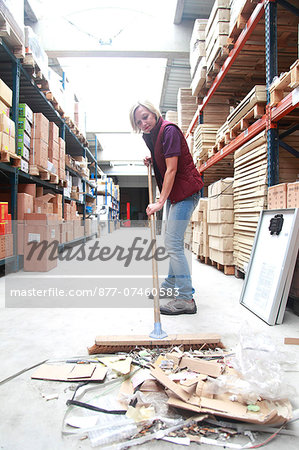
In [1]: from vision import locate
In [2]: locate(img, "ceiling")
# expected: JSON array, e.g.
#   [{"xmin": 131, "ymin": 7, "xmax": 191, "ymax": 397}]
[{"xmin": 159, "ymin": 0, "xmax": 215, "ymax": 115}]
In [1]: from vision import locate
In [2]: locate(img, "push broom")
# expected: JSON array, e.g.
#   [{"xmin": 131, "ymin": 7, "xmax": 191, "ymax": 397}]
[
  {"xmin": 88, "ymin": 167, "xmax": 222, "ymax": 354},
  {"xmin": 147, "ymin": 162, "xmax": 168, "ymax": 339}
]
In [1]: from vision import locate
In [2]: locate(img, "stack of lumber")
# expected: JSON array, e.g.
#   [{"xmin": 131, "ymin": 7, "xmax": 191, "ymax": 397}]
[
  {"xmin": 198, "ymin": 198, "xmax": 209, "ymax": 260},
  {"xmin": 190, "ymin": 19, "xmax": 207, "ymax": 79},
  {"xmin": 203, "ymin": 94, "xmax": 231, "ymax": 126},
  {"xmin": 165, "ymin": 110, "xmax": 178, "ymax": 125},
  {"xmin": 228, "ymin": 0, "xmax": 259, "ymax": 43},
  {"xmin": 279, "ymin": 128, "xmax": 299, "ymax": 183},
  {"xmin": 177, "ymin": 88, "xmax": 198, "ymax": 135},
  {"xmin": 193, "ymin": 124, "xmax": 218, "ymax": 163},
  {"xmin": 205, "ymin": 0, "xmax": 230, "ymax": 72},
  {"xmin": 233, "ymin": 132, "xmax": 268, "ymax": 272},
  {"xmin": 191, "ymin": 202, "xmax": 203, "ymax": 256},
  {"xmin": 208, "ymin": 178, "xmax": 234, "ymax": 267},
  {"xmin": 227, "ymin": 85, "xmax": 267, "ymax": 133},
  {"xmin": 190, "ymin": 57, "xmax": 207, "ymax": 97}
]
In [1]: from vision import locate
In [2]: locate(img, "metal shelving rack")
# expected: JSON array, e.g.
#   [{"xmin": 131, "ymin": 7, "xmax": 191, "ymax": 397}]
[
  {"xmin": 186, "ymin": 0, "xmax": 299, "ymax": 186},
  {"xmin": 0, "ymin": 37, "xmax": 101, "ymax": 271}
]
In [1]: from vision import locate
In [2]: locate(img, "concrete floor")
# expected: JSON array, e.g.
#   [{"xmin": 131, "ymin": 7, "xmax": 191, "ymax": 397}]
[{"xmin": 0, "ymin": 229, "xmax": 299, "ymax": 449}]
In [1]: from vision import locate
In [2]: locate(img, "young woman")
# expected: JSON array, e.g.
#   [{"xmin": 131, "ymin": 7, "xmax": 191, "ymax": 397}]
[{"xmin": 129, "ymin": 101, "xmax": 203, "ymax": 315}]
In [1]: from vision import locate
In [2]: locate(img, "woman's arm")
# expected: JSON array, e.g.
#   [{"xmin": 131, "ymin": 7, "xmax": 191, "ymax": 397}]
[{"xmin": 146, "ymin": 156, "xmax": 178, "ymax": 216}]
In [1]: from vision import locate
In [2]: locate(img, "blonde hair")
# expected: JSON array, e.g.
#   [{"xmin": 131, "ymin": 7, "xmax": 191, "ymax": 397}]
[{"xmin": 129, "ymin": 101, "xmax": 161, "ymax": 133}]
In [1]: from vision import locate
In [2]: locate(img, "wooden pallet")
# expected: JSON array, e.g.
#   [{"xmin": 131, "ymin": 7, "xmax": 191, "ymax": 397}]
[
  {"xmin": 29, "ymin": 164, "xmax": 50, "ymax": 180},
  {"xmin": 227, "ymin": 102, "xmax": 266, "ymax": 140},
  {"xmin": 49, "ymin": 172, "xmax": 59, "ymax": 184},
  {"xmin": 269, "ymin": 59, "xmax": 299, "ymax": 106},
  {"xmin": 210, "ymin": 259, "xmax": 235, "ymax": 276},
  {"xmin": 197, "ymin": 254, "xmax": 211, "ymax": 265},
  {"xmin": 59, "ymin": 179, "xmax": 68, "ymax": 188},
  {"xmin": 0, "ymin": 150, "xmax": 21, "ymax": 167}
]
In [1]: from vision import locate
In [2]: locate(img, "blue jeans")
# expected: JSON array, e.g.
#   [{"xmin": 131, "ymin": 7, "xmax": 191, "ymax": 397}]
[{"xmin": 161, "ymin": 191, "xmax": 200, "ymax": 300}]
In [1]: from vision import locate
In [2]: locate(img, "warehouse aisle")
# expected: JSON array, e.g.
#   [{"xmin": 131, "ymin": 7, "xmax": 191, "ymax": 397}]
[{"xmin": 0, "ymin": 242, "xmax": 299, "ymax": 449}]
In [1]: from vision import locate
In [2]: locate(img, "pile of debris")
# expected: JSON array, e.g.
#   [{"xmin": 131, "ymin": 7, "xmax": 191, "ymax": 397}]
[{"xmin": 29, "ymin": 332, "xmax": 298, "ymax": 449}]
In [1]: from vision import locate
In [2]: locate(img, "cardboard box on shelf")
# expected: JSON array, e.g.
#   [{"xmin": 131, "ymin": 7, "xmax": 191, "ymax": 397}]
[
  {"xmin": 268, "ymin": 183, "xmax": 288, "ymax": 210},
  {"xmin": 48, "ymin": 140, "xmax": 59, "ymax": 162},
  {"xmin": 287, "ymin": 181, "xmax": 299, "ymax": 208},
  {"xmin": 30, "ymin": 138, "xmax": 48, "ymax": 168},
  {"xmin": 34, "ymin": 194, "xmax": 56, "ymax": 214},
  {"xmin": 60, "ymin": 222, "xmax": 67, "ymax": 244},
  {"xmin": 0, "ymin": 131, "xmax": 10, "ymax": 152},
  {"xmin": 18, "ymin": 117, "xmax": 32, "ymax": 137},
  {"xmin": 18, "ymin": 145, "xmax": 30, "ymax": 161},
  {"xmin": 0, "ymin": 114, "xmax": 15, "ymax": 137},
  {"xmin": 49, "ymin": 122, "xmax": 59, "ymax": 144},
  {"xmin": 17, "ymin": 193, "xmax": 34, "ymax": 221},
  {"xmin": 20, "ymin": 158, "xmax": 29, "ymax": 173},
  {"xmin": 0, "ymin": 233, "xmax": 13, "ymax": 259},
  {"xmin": 17, "ymin": 222, "xmax": 25, "ymax": 255},
  {"xmin": 0, "ymin": 202, "xmax": 8, "ymax": 221},
  {"xmin": 0, "ymin": 79, "xmax": 12, "ymax": 107},
  {"xmin": 32, "ymin": 113, "xmax": 49, "ymax": 143},
  {"xmin": 23, "ymin": 222, "xmax": 59, "ymax": 272},
  {"xmin": 19, "ymin": 103, "xmax": 33, "ymax": 124},
  {"xmin": 0, "ymin": 99, "xmax": 10, "ymax": 116},
  {"xmin": 65, "ymin": 221, "xmax": 74, "ymax": 242}
]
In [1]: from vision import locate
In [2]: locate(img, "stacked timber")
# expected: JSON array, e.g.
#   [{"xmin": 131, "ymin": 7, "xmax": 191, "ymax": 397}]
[
  {"xmin": 203, "ymin": 93, "xmax": 231, "ymax": 126},
  {"xmin": 233, "ymin": 131, "xmax": 268, "ymax": 272},
  {"xmin": 198, "ymin": 198, "xmax": 209, "ymax": 261},
  {"xmin": 278, "ymin": 128, "xmax": 299, "ymax": 184},
  {"xmin": 177, "ymin": 88, "xmax": 198, "ymax": 135},
  {"xmin": 228, "ymin": 0, "xmax": 259, "ymax": 43},
  {"xmin": 190, "ymin": 19, "xmax": 207, "ymax": 79},
  {"xmin": 227, "ymin": 85, "xmax": 267, "ymax": 137},
  {"xmin": 193, "ymin": 124, "xmax": 218, "ymax": 163},
  {"xmin": 208, "ymin": 178, "xmax": 234, "ymax": 268},
  {"xmin": 165, "ymin": 110, "xmax": 178, "ymax": 125},
  {"xmin": 190, "ymin": 57, "xmax": 207, "ymax": 97},
  {"xmin": 191, "ymin": 202, "xmax": 203, "ymax": 257},
  {"xmin": 205, "ymin": 0, "xmax": 230, "ymax": 73}
]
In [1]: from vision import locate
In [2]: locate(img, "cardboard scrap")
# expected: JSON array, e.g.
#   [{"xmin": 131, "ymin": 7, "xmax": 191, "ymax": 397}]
[
  {"xmin": 178, "ymin": 356, "xmax": 224, "ymax": 378},
  {"xmin": 31, "ymin": 363, "xmax": 107, "ymax": 382},
  {"xmin": 150, "ymin": 367, "xmax": 191, "ymax": 403},
  {"xmin": 98, "ymin": 356, "xmax": 132, "ymax": 374},
  {"xmin": 284, "ymin": 338, "xmax": 299, "ymax": 345}
]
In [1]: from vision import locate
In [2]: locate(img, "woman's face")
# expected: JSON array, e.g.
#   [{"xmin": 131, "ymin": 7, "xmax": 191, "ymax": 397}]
[{"xmin": 134, "ymin": 106, "xmax": 157, "ymax": 134}]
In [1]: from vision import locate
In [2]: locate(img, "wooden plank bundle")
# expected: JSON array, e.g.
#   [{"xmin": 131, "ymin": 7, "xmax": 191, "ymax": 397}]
[
  {"xmin": 205, "ymin": 0, "xmax": 230, "ymax": 72},
  {"xmin": 227, "ymin": 85, "xmax": 267, "ymax": 129},
  {"xmin": 177, "ymin": 88, "xmax": 198, "ymax": 135},
  {"xmin": 165, "ymin": 110, "xmax": 178, "ymax": 125},
  {"xmin": 203, "ymin": 94, "xmax": 231, "ymax": 126},
  {"xmin": 228, "ymin": 0, "xmax": 259, "ymax": 43},
  {"xmin": 189, "ymin": 19, "xmax": 207, "ymax": 79},
  {"xmin": 191, "ymin": 202, "xmax": 204, "ymax": 256},
  {"xmin": 208, "ymin": 178, "xmax": 234, "ymax": 267},
  {"xmin": 190, "ymin": 57, "xmax": 207, "ymax": 97},
  {"xmin": 233, "ymin": 132, "xmax": 268, "ymax": 272},
  {"xmin": 193, "ymin": 124, "xmax": 218, "ymax": 163}
]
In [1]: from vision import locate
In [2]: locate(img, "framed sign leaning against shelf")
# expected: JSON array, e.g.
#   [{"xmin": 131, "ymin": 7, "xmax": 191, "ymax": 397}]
[{"xmin": 240, "ymin": 208, "xmax": 299, "ymax": 325}]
